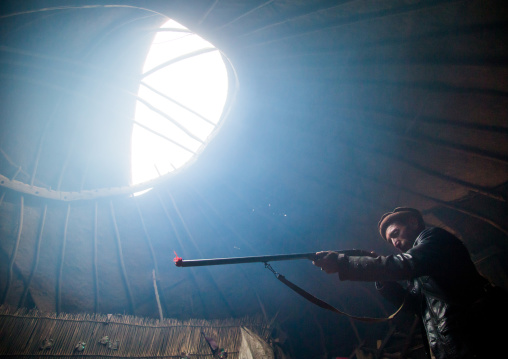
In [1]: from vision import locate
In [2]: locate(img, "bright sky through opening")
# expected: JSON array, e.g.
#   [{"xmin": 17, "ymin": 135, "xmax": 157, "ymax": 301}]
[{"xmin": 131, "ymin": 19, "xmax": 229, "ymax": 188}]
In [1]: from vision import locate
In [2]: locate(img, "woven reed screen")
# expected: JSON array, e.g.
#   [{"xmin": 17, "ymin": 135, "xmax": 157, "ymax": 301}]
[{"xmin": 0, "ymin": 306, "xmax": 272, "ymax": 358}]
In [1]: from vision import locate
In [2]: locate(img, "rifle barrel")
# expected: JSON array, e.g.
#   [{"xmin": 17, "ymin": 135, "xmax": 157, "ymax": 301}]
[
  {"xmin": 175, "ymin": 252, "xmax": 316, "ymax": 267},
  {"xmin": 174, "ymin": 249, "xmax": 372, "ymax": 267}
]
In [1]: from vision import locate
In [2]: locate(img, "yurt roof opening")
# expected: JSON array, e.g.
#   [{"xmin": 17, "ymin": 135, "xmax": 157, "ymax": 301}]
[{"xmin": 1, "ymin": 1, "xmax": 507, "ymax": 358}]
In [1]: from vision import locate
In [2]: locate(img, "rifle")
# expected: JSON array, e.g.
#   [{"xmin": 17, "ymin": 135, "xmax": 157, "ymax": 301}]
[
  {"xmin": 173, "ymin": 249, "xmax": 373, "ymax": 267},
  {"xmin": 173, "ymin": 249, "xmax": 405, "ymax": 322}
]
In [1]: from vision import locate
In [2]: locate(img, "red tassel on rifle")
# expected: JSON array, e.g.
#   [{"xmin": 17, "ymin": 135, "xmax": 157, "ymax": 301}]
[{"xmin": 173, "ymin": 251, "xmax": 183, "ymax": 267}]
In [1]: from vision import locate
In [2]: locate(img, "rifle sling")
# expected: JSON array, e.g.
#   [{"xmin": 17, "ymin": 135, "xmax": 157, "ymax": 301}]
[{"xmin": 268, "ymin": 267, "xmax": 405, "ymax": 323}]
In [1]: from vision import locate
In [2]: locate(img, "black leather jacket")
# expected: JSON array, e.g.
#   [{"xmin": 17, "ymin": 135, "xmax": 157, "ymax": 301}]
[{"xmin": 337, "ymin": 227, "xmax": 504, "ymax": 358}]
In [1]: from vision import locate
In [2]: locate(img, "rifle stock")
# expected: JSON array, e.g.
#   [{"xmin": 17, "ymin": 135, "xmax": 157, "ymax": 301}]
[{"xmin": 174, "ymin": 249, "xmax": 373, "ymax": 267}]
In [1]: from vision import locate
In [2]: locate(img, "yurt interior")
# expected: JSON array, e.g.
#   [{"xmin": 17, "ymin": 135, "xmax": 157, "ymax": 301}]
[{"xmin": 0, "ymin": 1, "xmax": 507, "ymax": 358}]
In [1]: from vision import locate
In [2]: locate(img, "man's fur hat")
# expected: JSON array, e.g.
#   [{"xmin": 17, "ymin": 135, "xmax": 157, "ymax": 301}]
[{"xmin": 378, "ymin": 207, "xmax": 425, "ymax": 241}]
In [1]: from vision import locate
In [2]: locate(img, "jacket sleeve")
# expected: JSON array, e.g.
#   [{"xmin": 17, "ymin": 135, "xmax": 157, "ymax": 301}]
[
  {"xmin": 336, "ymin": 227, "xmax": 459, "ymax": 282},
  {"xmin": 336, "ymin": 252, "xmax": 417, "ymax": 282}
]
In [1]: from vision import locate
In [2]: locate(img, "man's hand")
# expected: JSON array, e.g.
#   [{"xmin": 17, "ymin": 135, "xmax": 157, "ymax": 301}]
[{"xmin": 312, "ymin": 251, "xmax": 341, "ymax": 274}]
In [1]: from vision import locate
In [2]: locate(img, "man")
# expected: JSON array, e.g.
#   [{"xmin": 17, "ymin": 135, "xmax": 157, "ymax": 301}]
[{"xmin": 313, "ymin": 207, "xmax": 507, "ymax": 359}]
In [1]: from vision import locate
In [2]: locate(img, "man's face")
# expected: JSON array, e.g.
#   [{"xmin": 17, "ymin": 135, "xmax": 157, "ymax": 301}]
[{"xmin": 385, "ymin": 220, "xmax": 419, "ymax": 252}]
